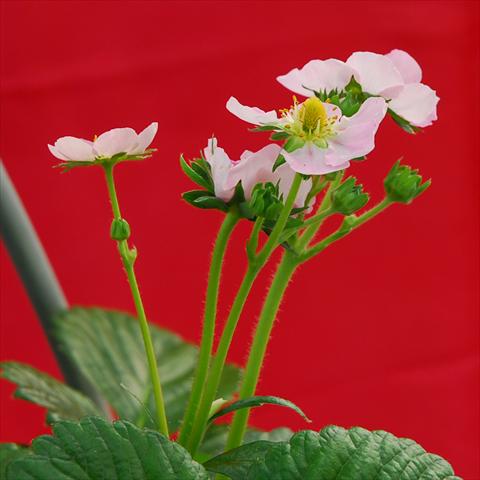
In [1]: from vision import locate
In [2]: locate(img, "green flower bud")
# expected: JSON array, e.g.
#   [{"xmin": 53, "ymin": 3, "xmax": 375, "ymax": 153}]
[
  {"xmin": 110, "ymin": 218, "xmax": 131, "ymax": 241},
  {"xmin": 384, "ymin": 160, "xmax": 431, "ymax": 204},
  {"xmin": 331, "ymin": 177, "xmax": 369, "ymax": 215},
  {"xmin": 249, "ymin": 182, "xmax": 283, "ymax": 220}
]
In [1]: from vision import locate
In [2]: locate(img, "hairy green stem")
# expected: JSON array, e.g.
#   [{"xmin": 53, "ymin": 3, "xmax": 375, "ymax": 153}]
[
  {"xmin": 186, "ymin": 173, "xmax": 303, "ymax": 455},
  {"xmin": 103, "ymin": 163, "xmax": 169, "ymax": 436},
  {"xmin": 178, "ymin": 210, "xmax": 239, "ymax": 446},
  {"xmin": 225, "ymin": 197, "xmax": 393, "ymax": 451},
  {"xmin": 225, "ymin": 250, "xmax": 299, "ymax": 451},
  {"xmin": 295, "ymin": 171, "xmax": 344, "ymax": 251}
]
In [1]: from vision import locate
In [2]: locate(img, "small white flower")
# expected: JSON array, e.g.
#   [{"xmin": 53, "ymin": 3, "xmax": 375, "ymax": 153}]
[
  {"xmin": 203, "ymin": 137, "xmax": 313, "ymax": 209},
  {"xmin": 277, "ymin": 49, "xmax": 439, "ymax": 128},
  {"xmin": 226, "ymin": 96, "xmax": 387, "ymax": 176},
  {"xmin": 48, "ymin": 123, "xmax": 158, "ymax": 162}
]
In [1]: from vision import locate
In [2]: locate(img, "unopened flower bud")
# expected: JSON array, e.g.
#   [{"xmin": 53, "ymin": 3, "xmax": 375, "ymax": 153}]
[
  {"xmin": 384, "ymin": 160, "xmax": 431, "ymax": 204},
  {"xmin": 110, "ymin": 218, "xmax": 131, "ymax": 241},
  {"xmin": 331, "ymin": 177, "xmax": 369, "ymax": 215},
  {"xmin": 249, "ymin": 182, "xmax": 283, "ymax": 220}
]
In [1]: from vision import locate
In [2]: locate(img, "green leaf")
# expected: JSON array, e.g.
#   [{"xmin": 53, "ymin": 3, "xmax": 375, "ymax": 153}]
[
  {"xmin": 55, "ymin": 308, "xmax": 241, "ymax": 432},
  {"xmin": 204, "ymin": 425, "xmax": 461, "ymax": 480},
  {"xmin": 1, "ymin": 444, "xmax": 30, "ymax": 480},
  {"xmin": 182, "ymin": 189, "xmax": 213, "ymax": 204},
  {"xmin": 197, "ymin": 424, "xmax": 293, "ymax": 463},
  {"xmin": 180, "ymin": 155, "xmax": 213, "ymax": 191},
  {"xmin": 208, "ymin": 395, "xmax": 311, "ymax": 423},
  {"xmin": 0, "ymin": 362, "xmax": 102, "ymax": 423},
  {"xmin": 7, "ymin": 417, "xmax": 208, "ymax": 480}
]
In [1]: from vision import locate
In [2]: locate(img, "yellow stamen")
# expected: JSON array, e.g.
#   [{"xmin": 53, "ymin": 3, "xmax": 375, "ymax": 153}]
[{"xmin": 299, "ymin": 97, "xmax": 327, "ymax": 132}]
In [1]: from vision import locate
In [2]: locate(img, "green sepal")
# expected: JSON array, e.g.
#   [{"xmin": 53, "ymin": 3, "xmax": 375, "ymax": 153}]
[
  {"xmin": 384, "ymin": 160, "xmax": 431, "ymax": 204},
  {"xmin": 180, "ymin": 155, "xmax": 213, "ymax": 192},
  {"xmin": 272, "ymin": 154, "xmax": 286, "ymax": 172},
  {"xmin": 283, "ymin": 136, "xmax": 305, "ymax": 153},
  {"xmin": 388, "ymin": 108, "xmax": 422, "ymax": 134},
  {"xmin": 330, "ymin": 177, "xmax": 369, "ymax": 215},
  {"xmin": 270, "ymin": 131, "xmax": 290, "ymax": 141},
  {"xmin": 193, "ymin": 196, "xmax": 229, "ymax": 212},
  {"xmin": 251, "ymin": 125, "xmax": 279, "ymax": 132}
]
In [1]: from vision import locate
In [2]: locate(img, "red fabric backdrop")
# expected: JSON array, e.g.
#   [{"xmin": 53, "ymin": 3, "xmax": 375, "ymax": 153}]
[{"xmin": 1, "ymin": 1, "xmax": 478, "ymax": 477}]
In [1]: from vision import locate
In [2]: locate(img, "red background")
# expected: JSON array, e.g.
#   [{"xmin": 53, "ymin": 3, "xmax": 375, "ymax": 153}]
[{"xmin": 1, "ymin": 1, "xmax": 478, "ymax": 477}]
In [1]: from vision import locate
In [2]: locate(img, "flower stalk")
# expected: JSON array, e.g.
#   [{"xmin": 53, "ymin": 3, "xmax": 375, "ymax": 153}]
[
  {"xmin": 178, "ymin": 209, "xmax": 240, "ymax": 446},
  {"xmin": 185, "ymin": 173, "xmax": 303, "ymax": 455},
  {"xmin": 103, "ymin": 162, "xmax": 169, "ymax": 436},
  {"xmin": 225, "ymin": 196, "xmax": 393, "ymax": 450}
]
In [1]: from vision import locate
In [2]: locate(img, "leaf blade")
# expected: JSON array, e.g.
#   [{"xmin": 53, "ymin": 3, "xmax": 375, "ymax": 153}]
[{"xmin": 208, "ymin": 395, "xmax": 311, "ymax": 423}]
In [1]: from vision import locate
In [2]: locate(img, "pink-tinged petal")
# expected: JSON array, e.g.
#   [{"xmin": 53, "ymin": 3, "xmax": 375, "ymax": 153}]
[
  {"xmin": 48, "ymin": 144, "xmax": 69, "ymax": 161},
  {"xmin": 385, "ymin": 49, "xmax": 422, "ymax": 84},
  {"xmin": 327, "ymin": 97, "xmax": 387, "ymax": 163},
  {"xmin": 283, "ymin": 143, "xmax": 350, "ymax": 175},
  {"xmin": 227, "ymin": 144, "xmax": 282, "ymax": 199},
  {"xmin": 130, "ymin": 122, "xmax": 158, "ymax": 154},
  {"xmin": 203, "ymin": 138, "xmax": 235, "ymax": 202},
  {"xmin": 347, "ymin": 51, "xmax": 404, "ymax": 97},
  {"xmin": 49, "ymin": 136, "xmax": 95, "ymax": 162},
  {"xmin": 388, "ymin": 83, "xmax": 439, "ymax": 127},
  {"xmin": 226, "ymin": 96, "xmax": 278, "ymax": 125},
  {"xmin": 277, "ymin": 59, "xmax": 357, "ymax": 97},
  {"xmin": 93, "ymin": 127, "xmax": 138, "ymax": 158},
  {"xmin": 274, "ymin": 162, "xmax": 314, "ymax": 210}
]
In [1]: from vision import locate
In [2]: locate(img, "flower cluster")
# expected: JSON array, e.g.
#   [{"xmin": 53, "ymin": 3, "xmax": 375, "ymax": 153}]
[{"xmin": 48, "ymin": 49, "xmax": 437, "ymax": 220}]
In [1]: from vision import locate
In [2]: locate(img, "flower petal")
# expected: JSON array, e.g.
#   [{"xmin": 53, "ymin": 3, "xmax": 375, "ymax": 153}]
[
  {"xmin": 226, "ymin": 96, "xmax": 278, "ymax": 125},
  {"xmin": 49, "ymin": 136, "xmax": 95, "ymax": 162},
  {"xmin": 283, "ymin": 143, "xmax": 350, "ymax": 176},
  {"xmin": 277, "ymin": 59, "xmax": 357, "ymax": 97},
  {"xmin": 93, "ymin": 127, "xmax": 139, "ymax": 158},
  {"xmin": 203, "ymin": 138, "xmax": 235, "ymax": 202},
  {"xmin": 385, "ymin": 49, "xmax": 422, "ymax": 84},
  {"xmin": 388, "ymin": 83, "xmax": 439, "ymax": 127},
  {"xmin": 226, "ymin": 144, "xmax": 282, "ymax": 199},
  {"xmin": 130, "ymin": 122, "xmax": 158, "ymax": 155},
  {"xmin": 347, "ymin": 51, "xmax": 404, "ymax": 97},
  {"xmin": 327, "ymin": 97, "xmax": 388, "ymax": 163},
  {"xmin": 274, "ymin": 162, "xmax": 314, "ymax": 210}
]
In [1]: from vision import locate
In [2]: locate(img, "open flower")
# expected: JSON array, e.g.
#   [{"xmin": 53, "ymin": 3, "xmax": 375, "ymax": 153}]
[
  {"xmin": 48, "ymin": 123, "xmax": 158, "ymax": 163},
  {"xmin": 203, "ymin": 138, "xmax": 312, "ymax": 209},
  {"xmin": 226, "ymin": 96, "xmax": 387, "ymax": 176},
  {"xmin": 277, "ymin": 49, "xmax": 439, "ymax": 128}
]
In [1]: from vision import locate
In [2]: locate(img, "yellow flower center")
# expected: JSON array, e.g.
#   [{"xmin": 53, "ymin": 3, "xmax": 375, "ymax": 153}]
[{"xmin": 299, "ymin": 97, "xmax": 328, "ymax": 133}]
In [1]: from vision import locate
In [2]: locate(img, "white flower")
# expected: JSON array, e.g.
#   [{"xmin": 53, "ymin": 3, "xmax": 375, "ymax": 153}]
[
  {"xmin": 277, "ymin": 49, "xmax": 439, "ymax": 128},
  {"xmin": 203, "ymin": 137, "xmax": 312, "ymax": 209},
  {"xmin": 226, "ymin": 96, "xmax": 387, "ymax": 175},
  {"xmin": 48, "ymin": 123, "xmax": 158, "ymax": 162}
]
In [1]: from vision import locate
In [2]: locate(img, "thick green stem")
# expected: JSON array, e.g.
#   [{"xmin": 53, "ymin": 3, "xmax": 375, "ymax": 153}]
[
  {"xmin": 178, "ymin": 211, "xmax": 239, "ymax": 446},
  {"xmin": 103, "ymin": 164, "xmax": 169, "ymax": 436},
  {"xmin": 225, "ymin": 250, "xmax": 299, "ymax": 451},
  {"xmin": 187, "ymin": 266, "xmax": 258, "ymax": 454},
  {"xmin": 186, "ymin": 173, "xmax": 303, "ymax": 455}
]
